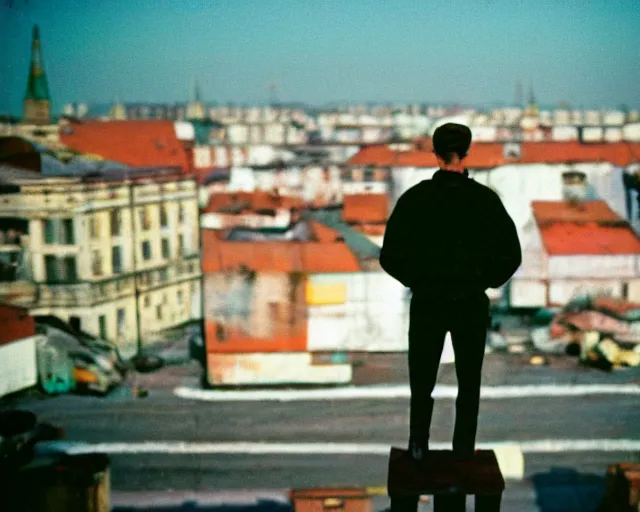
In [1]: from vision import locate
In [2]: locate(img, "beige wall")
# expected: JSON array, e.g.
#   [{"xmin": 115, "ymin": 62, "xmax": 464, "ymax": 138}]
[{"xmin": 1, "ymin": 176, "xmax": 201, "ymax": 352}]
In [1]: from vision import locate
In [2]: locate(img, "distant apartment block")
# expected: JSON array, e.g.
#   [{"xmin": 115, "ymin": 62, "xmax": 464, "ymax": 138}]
[{"xmin": 0, "ymin": 169, "xmax": 202, "ymax": 357}]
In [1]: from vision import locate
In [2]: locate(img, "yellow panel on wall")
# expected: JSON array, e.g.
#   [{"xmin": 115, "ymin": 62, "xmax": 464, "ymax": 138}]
[{"xmin": 306, "ymin": 282, "xmax": 347, "ymax": 305}]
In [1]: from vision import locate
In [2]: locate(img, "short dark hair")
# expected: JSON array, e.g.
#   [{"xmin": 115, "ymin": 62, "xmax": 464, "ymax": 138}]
[{"xmin": 432, "ymin": 123, "xmax": 472, "ymax": 164}]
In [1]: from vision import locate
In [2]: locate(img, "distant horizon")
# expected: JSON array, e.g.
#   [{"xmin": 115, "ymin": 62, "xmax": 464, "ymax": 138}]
[{"xmin": 2, "ymin": 0, "xmax": 639, "ymax": 116}]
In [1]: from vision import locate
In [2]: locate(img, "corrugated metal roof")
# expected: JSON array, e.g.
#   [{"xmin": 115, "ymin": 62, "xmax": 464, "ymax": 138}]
[{"xmin": 539, "ymin": 222, "xmax": 640, "ymax": 255}]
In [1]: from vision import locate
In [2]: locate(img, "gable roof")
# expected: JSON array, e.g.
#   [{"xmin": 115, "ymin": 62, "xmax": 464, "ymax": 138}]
[
  {"xmin": 531, "ymin": 200, "xmax": 626, "ymax": 226},
  {"xmin": 342, "ymin": 193, "xmax": 389, "ymax": 224},
  {"xmin": 348, "ymin": 141, "xmax": 640, "ymax": 168},
  {"xmin": 200, "ymin": 233, "xmax": 361, "ymax": 273},
  {"xmin": 59, "ymin": 121, "xmax": 190, "ymax": 171},
  {"xmin": 538, "ymin": 222, "xmax": 640, "ymax": 255}
]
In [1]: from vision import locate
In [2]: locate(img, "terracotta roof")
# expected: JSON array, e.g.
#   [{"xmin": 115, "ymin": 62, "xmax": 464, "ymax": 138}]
[
  {"xmin": 59, "ymin": 120, "xmax": 190, "ymax": 171},
  {"xmin": 538, "ymin": 222, "xmax": 640, "ymax": 255},
  {"xmin": 308, "ymin": 220, "xmax": 343, "ymax": 242},
  {"xmin": 200, "ymin": 234, "xmax": 361, "ymax": 273},
  {"xmin": 348, "ymin": 145, "xmax": 397, "ymax": 166},
  {"xmin": 353, "ymin": 224, "xmax": 386, "ymax": 236},
  {"xmin": 300, "ymin": 243, "xmax": 360, "ymax": 272},
  {"xmin": 348, "ymin": 142, "xmax": 640, "ymax": 168},
  {"xmin": 342, "ymin": 193, "xmax": 389, "ymax": 224},
  {"xmin": 203, "ymin": 191, "xmax": 304, "ymax": 214},
  {"xmin": 0, "ymin": 304, "xmax": 35, "ymax": 345},
  {"xmin": 532, "ymin": 200, "xmax": 625, "ymax": 225},
  {"xmin": 519, "ymin": 142, "xmax": 640, "ymax": 166}
]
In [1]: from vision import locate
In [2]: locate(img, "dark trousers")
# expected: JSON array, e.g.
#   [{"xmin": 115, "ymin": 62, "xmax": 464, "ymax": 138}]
[{"xmin": 408, "ymin": 291, "xmax": 491, "ymax": 456}]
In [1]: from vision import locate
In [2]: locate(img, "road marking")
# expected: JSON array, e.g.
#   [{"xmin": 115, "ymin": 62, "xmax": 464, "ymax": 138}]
[
  {"xmin": 49, "ymin": 439, "xmax": 640, "ymax": 455},
  {"xmin": 174, "ymin": 384, "xmax": 640, "ymax": 402}
]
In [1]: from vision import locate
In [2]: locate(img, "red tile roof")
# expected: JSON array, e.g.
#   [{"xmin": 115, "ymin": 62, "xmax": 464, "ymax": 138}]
[
  {"xmin": 348, "ymin": 142, "xmax": 640, "ymax": 168},
  {"xmin": 343, "ymin": 193, "xmax": 389, "ymax": 224},
  {"xmin": 531, "ymin": 200, "xmax": 625, "ymax": 226},
  {"xmin": 308, "ymin": 220, "xmax": 343, "ymax": 242},
  {"xmin": 538, "ymin": 222, "xmax": 640, "ymax": 255},
  {"xmin": 203, "ymin": 191, "xmax": 304, "ymax": 214},
  {"xmin": 200, "ymin": 233, "xmax": 361, "ymax": 273},
  {"xmin": 353, "ymin": 224, "xmax": 386, "ymax": 236},
  {"xmin": 300, "ymin": 243, "xmax": 360, "ymax": 272},
  {"xmin": 0, "ymin": 304, "xmax": 35, "ymax": 345},
  {"xmin": 60, "ymin": 120, "xmax": 190, "ymax": 171},
  {"xmin": 519, "ymin": 142, "xmax": 640, "ymax": 166}
]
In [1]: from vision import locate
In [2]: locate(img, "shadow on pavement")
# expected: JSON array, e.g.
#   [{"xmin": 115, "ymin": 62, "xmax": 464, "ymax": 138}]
[
  {"xmin": 532, "ymin": 467, "xmax": 605, "ymax": 512},
  {"xmin": 114, "ymin": 500, "xmax": 294, "ymax": 512}
]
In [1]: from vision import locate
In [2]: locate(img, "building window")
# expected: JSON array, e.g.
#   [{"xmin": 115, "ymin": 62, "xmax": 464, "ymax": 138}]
[
  {"xmin": 63, "ymin": 257, "xmax": 77, "ymax": 282},
  {"xmin": 116, "ymin": 308, "xmax": 126, "ymax": 336},
  {"xmin": 156, "ymin": 304, "xmax": 162, "ymax": 320},
  {"xmin": 112, "ymin": 246, "xmax": 122, "ymax": 274},
  {"xmin": 177, "ymin": 289, "xmax": 184, "ymax": 306},
  {"xmin": 143, "ymin": 294, "xmax": 150, "ymax": 308},
  {"xmin": 99, "ymin": 315, "xmax": 107, "ymax": 340},
  {"xmin": 61, "ymin": 219, "xmax": 75, "ymax": 244},
  {"xmin": 43, "ymin": 219, "xmax": 74, "ymax": 244},
  {"xmin": 90, "ymin": 215, "xmax": 101, "ymax": 239},
  {"xmin": 178, "ymin": 234, "xmax": 184, "ymax": 256},
  {"xmin": 110, "ymin": 210, "xmax": 121, "ymax": 236},
  {"xmin": 92, "ymin": 250, "xmax": 103, "ymax": 276},
  {"xmin": 45, "ymin": 255, "xmax": 78, "ymax": 283},
  {"xmin": 44, "ymin": 255, "xmax": 57, "ymax": 281},
  {"xmin": 139, "ymin": 207, "xmax": 152, "ymax": 231},
  {"xmin": 160, "ymin": 205, "xmax": 168, "ymax": 228},
  {"xmin": 161, "ymin": 238, "xmax": 170, "ymax": 259},
  {"xmin": 178, "ymin": 203, "xmax": 185, "ymax": 223},
  {"xmin": 142, "ymin": 240, "xmax": 152, "ymax": 261},
  {"xmin": 44, "ymin": 219, "xmax": 56, "ymax": 244}
]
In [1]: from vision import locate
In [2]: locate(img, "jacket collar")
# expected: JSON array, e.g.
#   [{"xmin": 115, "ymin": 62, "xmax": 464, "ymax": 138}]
[{"xmin": 433, "ymin": 168, "xmax": 470, "ymax": 180}]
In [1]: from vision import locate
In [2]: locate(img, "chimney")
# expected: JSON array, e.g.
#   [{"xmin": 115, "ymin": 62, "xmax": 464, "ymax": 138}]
[{"xmin": 562, "ymin": 170, "xmax": 588, "ymax": 207}]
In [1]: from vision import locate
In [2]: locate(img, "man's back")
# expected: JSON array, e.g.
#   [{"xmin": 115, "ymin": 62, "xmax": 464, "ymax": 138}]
[{"xmin": 380, "ymin": 169, "xmax": 521, "ymax": 299}]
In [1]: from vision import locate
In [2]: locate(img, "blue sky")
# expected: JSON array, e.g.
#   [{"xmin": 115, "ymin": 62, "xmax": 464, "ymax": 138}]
[{"xmin": 1, "ymin": 0, "xmax": 639, "ymax": 115}]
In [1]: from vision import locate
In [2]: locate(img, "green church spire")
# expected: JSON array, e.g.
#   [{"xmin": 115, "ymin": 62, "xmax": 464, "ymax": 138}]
[
  {"xmin": 25, "ymin": 25, "xmax": 50, "ymax": 102},
  {"xmin": 23, "ymin": 24, "xmax": 51, "ymax": 124}
]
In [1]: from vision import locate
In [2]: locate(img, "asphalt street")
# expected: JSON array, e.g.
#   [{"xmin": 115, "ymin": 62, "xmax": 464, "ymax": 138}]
[{"xmin": 5, "ymin": 354, "xmax": 640, "ymax": 511}]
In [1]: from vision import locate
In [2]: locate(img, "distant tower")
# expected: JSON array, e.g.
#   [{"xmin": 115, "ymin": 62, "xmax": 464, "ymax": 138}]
[
  {"xmin": 524, "ymin": 81, "xmax": 539, "ymax": 117},
  {"xmin": 23, "ymin": 24, "xmax": 51, "ymax": 125},
  {"xmin": 109, "ymin": 98, "xmax": 127, "ymax": 120},
  {"xmin": 186, "ymin": 77, "xmax": 205, "ymax": 120},
  {"xmin": 514, "ymin": 80, "xmax": 523, "ymax": 108}
]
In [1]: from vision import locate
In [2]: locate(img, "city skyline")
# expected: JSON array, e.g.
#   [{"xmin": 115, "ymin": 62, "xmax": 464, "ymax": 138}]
[{"xmin": 1, "ymin": 0, "xmax": 639, "ymax": 116}]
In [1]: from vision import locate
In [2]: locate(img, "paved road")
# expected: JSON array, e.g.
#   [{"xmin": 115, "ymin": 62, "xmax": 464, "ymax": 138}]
[{"xmin": 4, "ymin": 355, "xmax": 640, "ymax": 511}]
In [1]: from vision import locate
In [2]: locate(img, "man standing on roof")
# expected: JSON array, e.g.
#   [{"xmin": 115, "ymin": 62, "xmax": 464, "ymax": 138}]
[{"xmin": 379, "ymin": 123, "xmax": 522, "ymax": 462}]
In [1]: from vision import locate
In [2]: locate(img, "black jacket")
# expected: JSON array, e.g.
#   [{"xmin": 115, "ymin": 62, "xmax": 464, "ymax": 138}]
[{"xmin": 379, "ymin": 169, "xmax": 522, "ymax": 299}]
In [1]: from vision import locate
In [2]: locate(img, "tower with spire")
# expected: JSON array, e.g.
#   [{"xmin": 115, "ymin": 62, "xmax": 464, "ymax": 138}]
[
  {"xmin": 524, "ymin": 81, "xmax": 539, "ymax": 117},
  {"xmin": 186, "ymin": 77, "xmax": 206, "ymax": 120},
  {"xmin": 23, "ymin": 25, "xmax": 51, "ymax": 125}
]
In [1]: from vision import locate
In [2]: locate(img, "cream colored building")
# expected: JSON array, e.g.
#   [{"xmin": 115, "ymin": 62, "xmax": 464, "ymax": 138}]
[{"xmin": 0, "ymin": 170, "xmax": 201, "ymax": 357}]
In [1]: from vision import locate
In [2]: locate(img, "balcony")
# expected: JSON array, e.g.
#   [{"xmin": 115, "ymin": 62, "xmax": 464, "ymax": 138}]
[
  {"xmin": 36, "ymin": 276, "xmax": 136, "ymax": 308},
  {"xmin": 136, "ymin": 255, "xmax": 201, "ymax": 292}
]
